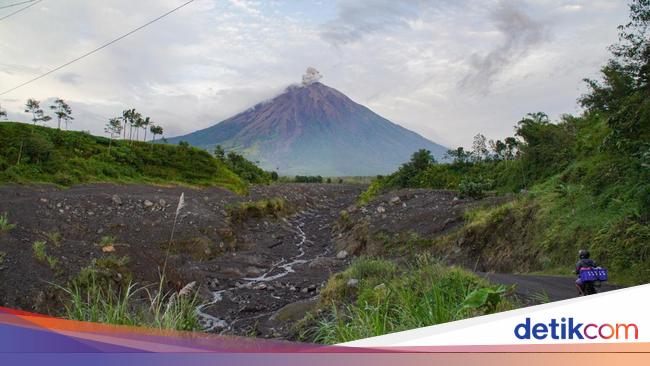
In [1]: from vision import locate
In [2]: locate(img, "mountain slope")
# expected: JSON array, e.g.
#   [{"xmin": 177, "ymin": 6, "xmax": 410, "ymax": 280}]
[{"xmin": 167, "ymin": 80, "xmax": 447, "ymax": 176}]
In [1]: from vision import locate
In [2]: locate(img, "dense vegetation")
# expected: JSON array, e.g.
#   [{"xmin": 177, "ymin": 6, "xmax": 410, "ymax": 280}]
[
  {"xmin": 0, "ymin": 122, "xmax": 247, "ymax": 192},
  {"xmin": 213, "ymin": 144, "xmax": 276, "ymax": 184},
  {"xmin": 306, "ymin": 255, "xmax": 512, "ymax": 344},
  {"xmin": 359, "ymin": 1, "xmax": 650, "ymax": 285}
]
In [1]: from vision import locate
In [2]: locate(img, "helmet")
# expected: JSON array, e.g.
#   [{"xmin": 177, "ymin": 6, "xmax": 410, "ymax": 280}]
[{"xmin": 579, "ymin": 249, "xmax": 590, "ymax": 259}]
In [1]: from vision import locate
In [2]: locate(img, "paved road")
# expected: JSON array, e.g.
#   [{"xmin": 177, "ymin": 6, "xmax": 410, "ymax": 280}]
[{"xmin": 480, "ymin": 272, "xmax": 621, "ymax": 302}]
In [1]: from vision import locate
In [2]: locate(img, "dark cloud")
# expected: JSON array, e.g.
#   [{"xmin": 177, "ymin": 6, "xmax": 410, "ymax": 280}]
[
  {"xmin": 459, "ymin": 0, "xmax": 548, "ymax": 94},
  {"xmin": 320, "ymin": 0, "xmax": 422, "ymax": 46}
]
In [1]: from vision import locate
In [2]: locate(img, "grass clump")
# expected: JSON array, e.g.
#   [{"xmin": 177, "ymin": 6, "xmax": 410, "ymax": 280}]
[
  {"xmin": 0, "ymin": 212, "xmax": 16, "ymax": 232},
  {"xmin": 32, "ymin": 240, "xmax": 58, "ymax": 269},
  {"xmin": 60, "ymin": 272, "xmax": 200, "ymax": 331},
  {"xmin": 309, "ymin": 255, "xmax": 513, "ymax": 344},
  {"xmin": 227, "ymin": 197, "xmax": 289, "ymax": 223}
]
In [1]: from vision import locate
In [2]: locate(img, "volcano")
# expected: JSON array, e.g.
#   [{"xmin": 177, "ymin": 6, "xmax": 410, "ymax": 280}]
[{"xmin": 167, "ymin": 69, "xmax": 447, "ymax": 176}]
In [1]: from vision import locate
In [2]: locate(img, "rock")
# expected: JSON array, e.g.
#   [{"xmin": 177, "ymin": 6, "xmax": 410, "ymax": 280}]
[
  {"xmin": 307, "ymin": 284, "xmax": 317, "ymax": 292},
  {"xmin": 159, "ymin": 199, "xmax": 167, "ymax": 206},
  {"xmin": 270, "ymin": 299, "xmax": 318, "ymax": 323},
  {"xmin": 245, "ymin": 266, "xmax": 264, "ymax": 276},
  {"xmin": 308, "ymin": 257, "xmax": 337, "ymax": 268},
  {"xmin": 289, "ymin": 286, "xmax": 297, "ymax": 292},
  {"xmin": 96, "ymin": 228, "xmax": 104, "ymax": 234},
  {"xmin": 346, "ymin": 278, "xmax": 359, "ymax": 288},
  {"xmin": 376, "ymin": 205, "xmax": 386, "ymax": 213},
  {"xmin": 252, "ymin": 283, "xmax": 267, "ymax": 291},
  {"xmin": 111, "ymin": 194, "xmax": 122, "ymax": 205},
  {"xmin": 206, "ymin": 277, "xmax": 220, "ymax": 290},
  {"xmin": 39, "ymin": 198, "xmax": 48, "ymax": 203},
  {"xmin": 389, "ymin": 196, "xmax": 401, "ymax": 205},
  {"xmin": 301, "ymin": 287, "xmax": 309, "ymax": 293},
  {"xmin": 143, "ymin": 200, "xmax": 154, "ymax": 208},
  {"xmin": 101, "ymin": 245, "xmax": 115, "ymax": 253},
  {"xmin": 336, "ymin": 250, "xmax": 348, "ymax": 259}
]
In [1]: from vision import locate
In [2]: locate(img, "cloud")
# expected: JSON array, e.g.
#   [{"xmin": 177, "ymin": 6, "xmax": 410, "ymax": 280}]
[
  {"xmin": 459, "ymin": 0, "xmax": 548, "ymax": 94},
  {"xmin": 0, "ymin": 0, "xmax": 629, "ymax": 149},
  {"xmin": 320, "ymin": 0, "xmax": 422, "ymax": 46}
]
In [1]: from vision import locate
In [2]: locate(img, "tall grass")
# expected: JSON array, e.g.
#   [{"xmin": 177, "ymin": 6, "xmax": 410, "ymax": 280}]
[
  {"xmin": 310, "ymin": 255, "xmax": 513, "ymax": 344},
  {"xmin": 59, "ymin": 272, "xmax": 200, "ymax": 331}
]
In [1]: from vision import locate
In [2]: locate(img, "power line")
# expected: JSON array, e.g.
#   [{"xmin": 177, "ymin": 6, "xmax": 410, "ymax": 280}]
[
  {"xmin": 0, "ymin": 0, "xmax": 35, "ymax": 10},
  {"xmin": 0, "ymin": 0, "xmax": 41, "ymax": 21},
  {"xmin": 0, "ymin": 0, "xmax": 196, "ymax": 96}
]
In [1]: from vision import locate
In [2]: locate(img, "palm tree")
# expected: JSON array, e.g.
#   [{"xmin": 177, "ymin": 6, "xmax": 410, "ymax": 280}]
[
  {"xmin": 130, "ymin": 111, "xmax": 142, "ymax": 142},
  {"xmin": 121, "ymin": 109, "xmax": 132, "ymax": 140},
  {"xmin": 150, "ymin": 125, "xmax": 163, "ymax": 142},
  {"xmin": 142, "ymin": 117, "xmax": 151, "ymax": 141}
]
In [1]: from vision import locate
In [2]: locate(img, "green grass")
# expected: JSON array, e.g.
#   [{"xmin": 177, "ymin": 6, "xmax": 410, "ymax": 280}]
[
  {"xmin": 32, "ymin": 240, "xmax": 58, "ymax": 269},
  {"xmin": 0, "ymin": 212, "xmax": 16, "ymax": 232},
  {"xmin": 307, "ymin": 255, "xmax": 513, "ymax": 344},
  {"xmin": 59, "ymin": 272, "xmax": 200, "ymax": 331},
  {"xmin": 227, "ymin": 197, "xmax": 289, "ymax": 223},
  {"xmin": 0, "ymin": 122, "xmax": 247, "ymax": 193}
]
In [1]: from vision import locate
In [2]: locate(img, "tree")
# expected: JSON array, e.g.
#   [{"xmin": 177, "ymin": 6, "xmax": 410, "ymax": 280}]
[
  {"xmin": 504, "ymin": 137, "xmax": 519, "ymax": 160},
  {"xmin": 471, "ymin": 133, "xmax": 488, "ymax": 162},
  {"xmin": 24, "ymin": 99, "xmax": 51, "ymax": 125},
  {"xmin": 580, "ymin": 0, "xmax": 650, "ymax": 153},
  {"xmin": 149, "ymin": 125, "xmax": 163, "ymax": 142},
  {"xmin": 132, "ymin": 113, "xmax": 143, "ymax": 141},
  {"xmin": 609, "ymin": 0, "xmax": 650, "ymax": 86},
  {"xmin": 142, "ymin": 117, "xmax": 151, "ymax": 141},
  {"xmin": 214, "ymin": 145, "xmax": 225, "ymax": 160},
  {"xmin": 0, "ymin": 104, "xmax": 7, "ymax": 120},
  {"xmin": 489, "ymin": 139, "xmax": 507, "ymax": 161},
  {"xmin": 49, "ymin": 98, "xmax": 74, "ymax": 130},
  {"xmin": 446, "ymin": 147, "xmax": 470, "ymax": 164},
  {"xmin": 121, "ymin": 109, "xmax": 134, "ymax": 140},
  {"xmin": 104, "ymin": 118, "xmax": 123, "ymax": 156}
]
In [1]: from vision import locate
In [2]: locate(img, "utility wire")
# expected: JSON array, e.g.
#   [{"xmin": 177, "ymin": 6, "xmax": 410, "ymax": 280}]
[
  {"xmin": 0, "ymin": 0, "xmax": 35, "ymax": 10},
  {"xmin": 0, "ymin": 0, "xmax": 196, "ymax": 96},
  {"xmin": 0, "ymin": 0, "xmax": 41, "ymax": 21}
]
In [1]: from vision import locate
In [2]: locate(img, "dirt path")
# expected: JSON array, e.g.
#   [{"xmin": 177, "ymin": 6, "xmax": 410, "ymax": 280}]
[{"xmin": 480, "ymin": 272, "xmax": 621, "ymax": 302}]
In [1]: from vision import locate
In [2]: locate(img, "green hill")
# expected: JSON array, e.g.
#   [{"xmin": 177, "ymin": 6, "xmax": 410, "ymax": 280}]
[{"xmin": 0, "ymin": 122, "xmax": 247, "ymax": 193}]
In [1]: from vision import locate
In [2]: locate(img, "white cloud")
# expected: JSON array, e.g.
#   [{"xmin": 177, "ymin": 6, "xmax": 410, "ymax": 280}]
[{"xmin": 0, "ymin": 0, "xmax": 630, "ymax": 148}]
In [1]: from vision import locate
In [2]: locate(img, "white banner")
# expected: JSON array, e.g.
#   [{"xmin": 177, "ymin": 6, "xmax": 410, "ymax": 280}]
[{"xmin": 341, "ymin": 284, "xmax": 650, "ymax": 347}]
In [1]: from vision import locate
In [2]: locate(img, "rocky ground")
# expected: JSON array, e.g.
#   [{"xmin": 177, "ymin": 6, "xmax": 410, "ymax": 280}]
[
  {"xmin": 0, "ymin": 183, "xmax": 363, "ymax": 337},
  {"xmin": 0, "ymin": 183, "xmax": 618, "ymax": 340}
]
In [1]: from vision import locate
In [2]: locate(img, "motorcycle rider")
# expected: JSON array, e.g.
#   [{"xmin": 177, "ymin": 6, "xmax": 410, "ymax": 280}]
[{"xmin": 575, "ymin": 249, "xmax": 596, "ymax": 294}]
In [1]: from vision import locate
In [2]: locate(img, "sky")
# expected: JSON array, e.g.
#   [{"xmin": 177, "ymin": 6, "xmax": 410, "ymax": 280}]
[{"xmin": 0, "ymin": 0, "xmax": 630, "ymax": 148}]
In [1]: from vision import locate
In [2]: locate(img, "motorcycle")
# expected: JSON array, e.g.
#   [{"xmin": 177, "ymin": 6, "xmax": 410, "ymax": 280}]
[{"xmin": 576, "ymin": 267, "xmax": 608, "ymax": 296}]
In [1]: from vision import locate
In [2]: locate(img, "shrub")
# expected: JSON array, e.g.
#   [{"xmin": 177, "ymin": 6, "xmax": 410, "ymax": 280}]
[{"xmin": 458, "ymin": 178, "xmax": 493, "ymax": 199}]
